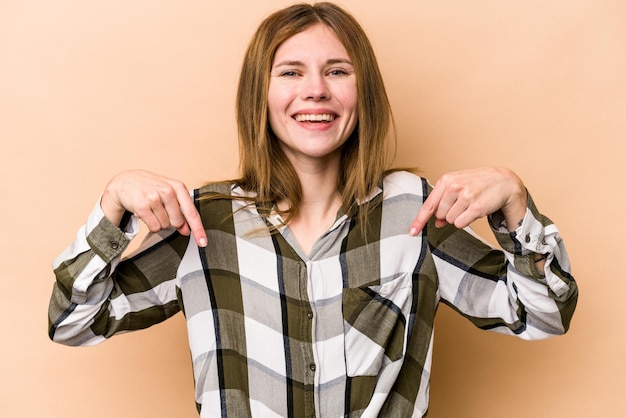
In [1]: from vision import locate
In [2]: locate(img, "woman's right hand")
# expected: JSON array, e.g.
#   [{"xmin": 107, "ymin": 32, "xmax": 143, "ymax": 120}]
[{"xmin": 100, "ymin": 170, "xmax": 207, "ymax": 247}]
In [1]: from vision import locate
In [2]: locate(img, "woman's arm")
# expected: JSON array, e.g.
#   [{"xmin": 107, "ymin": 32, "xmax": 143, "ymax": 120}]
[
  {"xmin": 414, "ymin": 168, "xmax": 577, "ymax": 338},
  {"xmin": 49, "ymin": 170, "xmax": 201, "ymax": 345}
]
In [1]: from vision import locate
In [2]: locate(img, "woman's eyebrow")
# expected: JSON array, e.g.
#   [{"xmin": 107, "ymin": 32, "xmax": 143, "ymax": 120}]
[
  {"xmin": 272, "ymin": 60, "xmax": 304, "ymax": 68},
  {"xmin": 326, "ymin": 58, "xmax": 353, "ymax": 66}
]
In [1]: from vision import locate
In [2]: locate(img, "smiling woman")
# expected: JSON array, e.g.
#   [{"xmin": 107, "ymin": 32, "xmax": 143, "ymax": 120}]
[
  {"xmin": 235, "ymin": 3, "xmax": 394, "ymax": 234},
  {"xmin": 268, "ymin": 25, "xmax": 358, "ymax": 165},
  {"xmin": 46, "ymin": 2, "xmax": 578, "ymax": 417},
  {"xmin": 267, "ymin": 24, "xmax": 360, "ymax": 249}
]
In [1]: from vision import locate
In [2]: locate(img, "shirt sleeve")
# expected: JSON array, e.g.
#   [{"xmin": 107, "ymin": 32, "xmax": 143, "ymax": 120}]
[
  {"xmin": 430, "ymin": 192, "xmax": 578, "ymax": 339},
  {"xmin": 48, "ymin": 198, "xmax": 189, "ymax": 346}
]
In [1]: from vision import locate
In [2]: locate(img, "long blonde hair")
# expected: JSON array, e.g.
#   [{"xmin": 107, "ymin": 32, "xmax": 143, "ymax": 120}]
[{"xmin": 229, "ymin": 2, "xmax": 394, "ymax": 224}]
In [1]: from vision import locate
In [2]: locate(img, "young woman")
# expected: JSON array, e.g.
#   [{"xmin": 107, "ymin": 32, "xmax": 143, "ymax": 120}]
[{"xmin": 48, "ymin": 3, "xmax": 577, "ymax": 417}]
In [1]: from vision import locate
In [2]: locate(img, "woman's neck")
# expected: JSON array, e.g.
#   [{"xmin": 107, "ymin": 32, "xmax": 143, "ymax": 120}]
[{"xmin": 277, "ymin": 155, "xmax": 343, "ymax": 255}]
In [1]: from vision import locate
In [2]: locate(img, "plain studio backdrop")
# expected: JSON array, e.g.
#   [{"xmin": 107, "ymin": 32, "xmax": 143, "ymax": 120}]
[{"xmin": 1, "ymin": 1, "xmax": 624, "ymax": 417}]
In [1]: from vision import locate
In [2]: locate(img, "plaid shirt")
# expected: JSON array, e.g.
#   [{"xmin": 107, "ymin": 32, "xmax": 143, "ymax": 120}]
[{"xmin": 49, "ymin": 171, "xmax": 577, "ymax": 417}]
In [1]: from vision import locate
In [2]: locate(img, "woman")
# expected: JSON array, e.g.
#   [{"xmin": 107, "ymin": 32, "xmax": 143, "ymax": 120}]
[{"xmin": 48, "ymin": 3, "xmax": 577, "ymax": 417}]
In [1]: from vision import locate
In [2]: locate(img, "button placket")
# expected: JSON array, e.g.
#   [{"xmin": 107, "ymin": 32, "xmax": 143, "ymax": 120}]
[{"xmin": 298, "ymin": 260, "xmax": 316, "ymax": 417}]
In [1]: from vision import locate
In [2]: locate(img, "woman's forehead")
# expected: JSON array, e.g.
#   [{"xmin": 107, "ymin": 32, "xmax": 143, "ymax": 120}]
[{"xmin": 273, "ymin": 24, "xmax": 350, "ymax": 65}]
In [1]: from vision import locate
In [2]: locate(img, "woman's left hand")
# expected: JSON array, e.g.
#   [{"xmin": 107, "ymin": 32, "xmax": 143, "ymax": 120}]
[{"xmin": 409, "ymin": 167, "xmax": 528, "ymax": 236}]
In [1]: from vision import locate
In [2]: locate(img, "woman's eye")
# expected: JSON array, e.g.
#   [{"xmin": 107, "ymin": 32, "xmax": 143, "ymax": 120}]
[
  {"xmin": 328, "ymin": 69, "xmax": 350, "ymax": 77},
  {"xmin": 280, "ymin": 70, "xmax": 299, "ymax": 77}
]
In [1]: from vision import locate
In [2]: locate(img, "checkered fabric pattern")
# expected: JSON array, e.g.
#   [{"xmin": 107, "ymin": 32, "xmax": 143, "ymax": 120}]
[{"xmin": 49, "ymin": 171, "xmax": 577, "ymax": 417}]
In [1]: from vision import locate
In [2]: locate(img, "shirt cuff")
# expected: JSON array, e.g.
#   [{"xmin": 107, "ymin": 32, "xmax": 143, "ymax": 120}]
[
  {"xmin": 488, "ymin": 192, "xmax": 553, "ymax": 281},
  {"xmin": 86, "ymin": 198, "xmax": 139, "ymax": 263}
]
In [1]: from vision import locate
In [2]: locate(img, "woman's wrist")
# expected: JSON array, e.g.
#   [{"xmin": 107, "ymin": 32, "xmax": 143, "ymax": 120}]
[
  {"xmin": 100, "ymin": 186, "xmax": 126, "ymax": 227},
  {"xmin": 501, "ymin": 171, "xmax": 528, "ymax": 232}
]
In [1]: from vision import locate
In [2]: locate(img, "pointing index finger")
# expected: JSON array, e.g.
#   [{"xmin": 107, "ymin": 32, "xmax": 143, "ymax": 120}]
[
  {"xmin": 184, "ymin": 207, "xmax": 207, "ymax": 248},
  {"xmin": 409, "ymin": 186, "xmax": 442, "ymax": 236},
  {"xmin": 173, "ymin": 183, "xmax": 207, "ymax": 248}
]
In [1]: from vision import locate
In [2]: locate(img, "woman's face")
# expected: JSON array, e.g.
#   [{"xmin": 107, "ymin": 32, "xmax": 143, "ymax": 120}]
[{"xmin": 268, "ymin": 24, "xmax": 358, "ymax": 167}]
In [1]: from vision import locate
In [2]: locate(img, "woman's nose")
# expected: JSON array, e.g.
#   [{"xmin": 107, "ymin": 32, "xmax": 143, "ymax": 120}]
[{"xmin": 301, "ymin": 74, "xmax": 330, "ymax": 101}]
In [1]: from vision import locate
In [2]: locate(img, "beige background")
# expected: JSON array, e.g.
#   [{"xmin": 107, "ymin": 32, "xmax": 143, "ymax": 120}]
[{"xmin": 1, "ymin": 0, "xmax": 624, "ymax": 417}]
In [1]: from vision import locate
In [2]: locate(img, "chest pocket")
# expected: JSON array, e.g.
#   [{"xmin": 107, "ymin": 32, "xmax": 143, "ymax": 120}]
[{"xmin": 342, "ymin": 274, "xmax": 413, "ymax": 377}]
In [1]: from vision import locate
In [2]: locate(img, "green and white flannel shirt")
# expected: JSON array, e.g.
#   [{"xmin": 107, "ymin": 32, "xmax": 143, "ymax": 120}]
[{"xmin": 49, "ymin": 171, "xmax": 577, "ymax": 417}]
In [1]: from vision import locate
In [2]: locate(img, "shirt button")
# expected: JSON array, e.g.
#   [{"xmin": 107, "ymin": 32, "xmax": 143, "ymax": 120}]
[
  {"xmin": 525, "ymin": 234, "xmax": 531, "ymax": 243},
  {"xmin": 307, "ymin": 311, "xmax": 313, "ymax": 319},
  {"xmin": 309, "ymin": 363, "xmax": 316, "ymax": 372},
  {"xmin": 110, "ymin": 241, "xmax": 120, "ymax": 250}
]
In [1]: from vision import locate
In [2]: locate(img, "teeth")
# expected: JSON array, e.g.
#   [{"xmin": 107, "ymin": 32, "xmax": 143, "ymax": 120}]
[{"xmin": 295, "ymin": 114, "xmax": 335, "ymax": 122}]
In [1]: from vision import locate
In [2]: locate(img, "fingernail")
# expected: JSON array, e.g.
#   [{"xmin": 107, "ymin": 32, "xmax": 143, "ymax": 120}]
[
  {"xmin": 409, "ymin": 227, "xmax": 417, "ymax": 236},
  {"xmin": 199, "ymin": 238, "xmax": 207, "ymax": 247}
]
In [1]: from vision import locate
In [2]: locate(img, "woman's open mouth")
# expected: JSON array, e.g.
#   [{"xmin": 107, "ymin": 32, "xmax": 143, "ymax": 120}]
[{"xmin": 294, "ymin": 113, "xmax": 336, "ymax": 123}]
